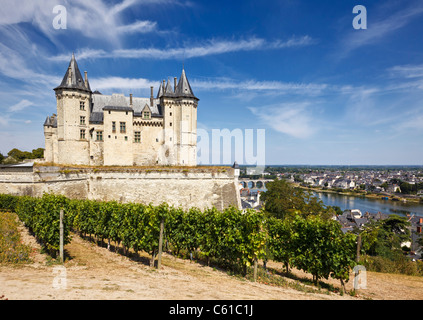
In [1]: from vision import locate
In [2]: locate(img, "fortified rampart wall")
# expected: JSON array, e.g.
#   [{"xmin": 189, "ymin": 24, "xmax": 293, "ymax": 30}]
[{"xmin": 0, "ymin": 165, "xmax": 242, "ymax": 211}]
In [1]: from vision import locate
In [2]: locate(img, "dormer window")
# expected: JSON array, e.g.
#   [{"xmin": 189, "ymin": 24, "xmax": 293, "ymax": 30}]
[{"xmin": 141, "ymin": 104, "xmax": 151, "ymax": 120}]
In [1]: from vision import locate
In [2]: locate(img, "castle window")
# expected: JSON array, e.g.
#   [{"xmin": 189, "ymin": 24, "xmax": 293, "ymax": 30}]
[
  {"xmin": 96, "ymin": 131, "xmax": 103, "ymax": 141},
  {"xmin": 80, "ymin": 101, "xmax": 85, "ymax": 110},
  {"xmin": 80, "ymin": 129, "xmax": 86, "ymax": 140},
  {"xmin": 120, "ymin": 122, "xmax": 126, "ymax": 133},
  {"xmin": 170, "ymin": 112, "xmax": 172, "ymax": 116},
  {"xmin": 112, "ymin": 121, "xmax": 116, "ymax": 133},
  {"xmin": 143, "ymin": 111, "xmax": 150, "ymax": 119},
  {"xmin": 134, "ymin": 131, "xmax": 141, "ymax": 143},
  {"xmin": 125, "ymin": 136, "xmax": 128, "ymax": 141},
  {"xmin": 170, "ymin": 122, "xmax": 172, "ymax": 127},
  {"xmin": 80, "ymin": 116, "xmax": 86, "ymax": 125}
]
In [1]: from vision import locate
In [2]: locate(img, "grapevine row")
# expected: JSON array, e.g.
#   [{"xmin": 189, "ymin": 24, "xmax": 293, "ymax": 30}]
[{"xmin": 0, "ymin": 193, "xmax": 357, "ymax": 286}]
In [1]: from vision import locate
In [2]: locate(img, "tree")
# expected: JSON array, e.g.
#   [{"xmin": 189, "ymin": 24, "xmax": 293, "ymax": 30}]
[
  {"xmin": 360, "ymin": 215, "xmax": 411, "ymax": 259},
  {"xmin": 261, "ymin": 179, "xmax": 332, "ymax": 220},
  {"xmin": 0, "ymin": 152, "xmax": 4, "ymax": 164},
  {"xmin": 6, "ymin": 147, "xmax": 44, "ymax": 162},
  {"xmin": 7, "ymin": 148, "xmax": 26, "ymax": 161},
  {"xmin": 31, "ymin": 148, "xmax": 45, "ymax": 159}
]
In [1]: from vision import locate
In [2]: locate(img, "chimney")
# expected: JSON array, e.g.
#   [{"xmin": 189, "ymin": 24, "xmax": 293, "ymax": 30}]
[
  {"xmin": 174, "ymin": 77, "xmax": 177, "ymax": 93},
  {"xmin": 84, "ymin": 71, "xmax": 88, "ymax": 88},
  {"xmin": 162, "ymin": 79, "xmax": 165, "ymax": 91},
  {"xmin": 150, "ymin": 86, "xmax": 154, "ymax": 107},
  {"xmin": 129, "ymin": 93, "xmax": 133, "ymax": 106}
]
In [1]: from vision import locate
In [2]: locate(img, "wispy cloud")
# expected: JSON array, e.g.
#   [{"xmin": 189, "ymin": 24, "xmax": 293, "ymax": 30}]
[
  {"xmin": 0, "ymin": 43, "xmax": 59, "ymax": 86},
  {"xmin": 339, "ymin": 2, "xmax": 423, "ymax": 57},
  {"xmin": 0, "ymin": 0, "xmax": 166, "ymax": 48},
  {"xmin": 88, "ymin": 74, "xmax": 329, "ymax": 97},
  {"xmin": 249, "ymin": 103, "xmax": 317, "ymax": 139},
  {"xmin": 90, "ymin": 77, "xmax": 157, "ymax": 91},
  {"xmin": 388, "ymin": 63, "xmax": 423, "ymax": 79},
  {"xmin": 192, "ymin": 78, "xmax": 328, "ymax": 98},
  {"xmin": 117, "ymin": 20, "xmax": 158, "ymax": 34},
  {"xmin": 50, "ymin": 36, "xmax": 315, "ymax": 61},
  {"xmin": 8, "ymin": 99, "xmax": 34, "ymax": 113}
]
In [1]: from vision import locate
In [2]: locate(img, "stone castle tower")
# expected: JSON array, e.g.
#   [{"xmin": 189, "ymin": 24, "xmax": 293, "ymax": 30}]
[{"xmin": 44, "ymin": 54, "xmax": 199, "ymax": 166}]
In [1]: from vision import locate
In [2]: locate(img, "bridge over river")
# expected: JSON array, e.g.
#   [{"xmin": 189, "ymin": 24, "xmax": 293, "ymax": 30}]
[{"xmin": 239, "ymin": 178, "xmax": 273, "ymax": 190}]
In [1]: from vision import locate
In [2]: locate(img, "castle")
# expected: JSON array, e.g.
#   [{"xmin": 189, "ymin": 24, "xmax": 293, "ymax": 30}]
[{"xmin": 43, "ymin": 54, "xmax": 199, "ymax": 166}]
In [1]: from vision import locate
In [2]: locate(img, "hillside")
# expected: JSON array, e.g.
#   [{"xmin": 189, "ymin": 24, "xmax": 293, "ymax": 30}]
[{"xmin": 1, "ymin": 220, "xmax": 422, "ymax": 301}]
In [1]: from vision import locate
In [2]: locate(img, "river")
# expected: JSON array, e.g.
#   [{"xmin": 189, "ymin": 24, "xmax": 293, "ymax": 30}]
[
  {"xmin": 250, "ymin": 186, "xmax": 423, "ymax": 217},
  {"xmin": 313, "ymin": 191, "xmax": 423, "ymax": 217}
]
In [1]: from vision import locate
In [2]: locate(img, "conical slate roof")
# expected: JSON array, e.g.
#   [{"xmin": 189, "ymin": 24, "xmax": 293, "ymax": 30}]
[
  {"xmin": 164, "ymin": 78, "xmax": 174, "ymax": 95},
  {"xmin": 175, "ymin": 68, "xmax": 196, "ymax": 99},
  {"xmin": 159, "ymin": 68, "xmax": 198, "ymax": 100},
  {"xmin": 54, "ymin": 53, "xmax": 91, "ymax": 92},
  {"xmin": 156, "ymin": 81, "xmax": 164, "ymax": 98}
]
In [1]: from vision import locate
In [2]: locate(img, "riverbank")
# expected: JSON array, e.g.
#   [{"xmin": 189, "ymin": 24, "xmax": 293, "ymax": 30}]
[{"xmin": 297, "ymin": 184, "xmax": 422, "ymax": 204}]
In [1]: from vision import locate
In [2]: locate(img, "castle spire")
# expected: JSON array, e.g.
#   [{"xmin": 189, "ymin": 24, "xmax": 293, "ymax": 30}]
[
  {"xmin": 175, "ymin": 68, "xmax": 197, "ymax": 99},
  {"xmin": 54, "ymin": 53, "xmax": 91, "ymax": 93}
]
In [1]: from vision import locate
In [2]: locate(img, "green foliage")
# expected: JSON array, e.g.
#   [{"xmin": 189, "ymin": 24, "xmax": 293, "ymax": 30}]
[
  {"xmin": 360, "ymin": 215, "xmax": 411, "ymax": 259},
  {"xmin": 0, "ymin": 194, "xmax": 20, "ymax": 212},
  {"xmin": 0, "ymin": 193, "xmax": 359, "ymax": 284},
  {"xmin": 31, "ymin": 148, "xmax": 45, "ymax": 159},
  {"xmin": 167, "ymin": 206, "xmax": 266, "ymax": 273},
  {"xmin": 360, "ymin": 255, "xmax": 423, "ymax": 276},
  {"xmin": 266, "ymin": 214, "xmax": 357, "ymax": 285},
  {"xmin": 4, "ymin": 147, "xmax": 45, "ymax": 163},
  {"xmin": 14, "ymin": 194, "xmax": 71, "ymax": 254},
  {"xmin": 261, "ymin": 179, "xmax": 333, "ymax": 220},
  {"xmin": 0, "ymin": 211, "xmax": 32, "ymax": 263}
]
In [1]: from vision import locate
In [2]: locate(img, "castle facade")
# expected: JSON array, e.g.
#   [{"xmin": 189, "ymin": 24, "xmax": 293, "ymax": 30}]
[{"xmin": 43, "ymin": 54, "xmax": 198, "ymax": 166}]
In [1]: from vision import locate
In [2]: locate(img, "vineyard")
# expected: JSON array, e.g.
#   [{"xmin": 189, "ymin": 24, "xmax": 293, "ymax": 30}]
[{"xmin": 0, "ymin": 193, "xmax": 358, "ymax": 290}]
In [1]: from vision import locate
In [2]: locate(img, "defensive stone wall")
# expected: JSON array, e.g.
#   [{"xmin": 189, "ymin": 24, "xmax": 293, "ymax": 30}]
[{"xmin": 0, "ymin": 165, "xmax": 241, "ymax": 211}]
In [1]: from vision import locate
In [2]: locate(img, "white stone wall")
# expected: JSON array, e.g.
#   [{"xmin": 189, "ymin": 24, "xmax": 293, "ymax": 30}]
[
  {"xmin": 0, "ymin": 166, "xmax": 241, "ymax": 211},
  {"xmin": 103, "ymin": 110, "xmax": 134, "ymax": 166}
]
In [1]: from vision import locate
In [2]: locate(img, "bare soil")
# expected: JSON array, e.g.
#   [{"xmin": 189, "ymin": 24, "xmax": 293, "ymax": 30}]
[{"xmin": 0, "ymin": 222, "xmax": 422, "ymax": 300}]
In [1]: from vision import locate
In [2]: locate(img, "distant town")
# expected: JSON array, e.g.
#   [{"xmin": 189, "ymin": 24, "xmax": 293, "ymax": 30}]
[
  {"xmin": 238, "ymin": 165, "xmax": 423, "ymax": 211},
  {"xmin": 242, "ymin": 165, "xmax": 423, "ymax": 198}
]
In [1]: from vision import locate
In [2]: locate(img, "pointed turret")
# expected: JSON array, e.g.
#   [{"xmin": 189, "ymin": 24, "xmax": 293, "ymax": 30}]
[
  {"xmin": 156, "ymin": 80, "xmax": 164, "ymax": 98},
  {"xmin": 175, "ymin": 68, "xmax": 197, "ymax": 99},
  {"xmin": 164, "ymin": 78, "xmax": 174, "ymax": 96},
  {"xmin": 43, "ymin": 116, "xmax": 51, "ymax": 127},
  {"xmin": 54, "ymin": 53, "xmax": 91, "ymax": 93}
]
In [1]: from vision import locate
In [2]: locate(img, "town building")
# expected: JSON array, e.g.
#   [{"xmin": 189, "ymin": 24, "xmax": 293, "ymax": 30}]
[{"xmin": 43, "ymin": 54, "xmax": 199, "ymax": 166}]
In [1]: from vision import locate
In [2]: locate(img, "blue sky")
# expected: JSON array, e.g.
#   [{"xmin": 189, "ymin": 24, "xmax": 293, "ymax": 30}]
[{"xmin": 0, "ymin": 0, "xmax": 423, "ymax": 165}]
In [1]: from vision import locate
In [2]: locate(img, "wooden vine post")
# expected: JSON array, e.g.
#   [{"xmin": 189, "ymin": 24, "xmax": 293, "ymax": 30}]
[
  {"xmin": 253, "ymin": 257, "xmax": 258, "ymax": 282},
  {"xmin": 59, "ymin": 209, "xmax": 64, "ymax": 263},
  {"xmin": 157, "ymin": 218, "xmax": 164, "ymax": 269}
]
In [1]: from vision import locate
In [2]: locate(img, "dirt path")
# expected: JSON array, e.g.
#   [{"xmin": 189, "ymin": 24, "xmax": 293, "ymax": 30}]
[{"xmin": 0, "ymin": 224, "xmax": 422, "ymax": 300}]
